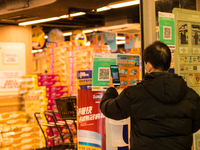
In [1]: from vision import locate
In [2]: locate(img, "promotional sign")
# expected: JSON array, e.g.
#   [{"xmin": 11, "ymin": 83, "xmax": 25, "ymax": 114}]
[
  {"xmin": 117, "ymin": 55, "xmax": 140, "ymax": 88},
  {"xmin": 0, "ymin": 70, "xmax": 22, "ymax": 92},
  {"xmin": 124, "ymin": 34, "xmax": 141, "ymax": 54},
  {"xmin": 92, "ymin": 53, "xmax": 117, "ymax": 91},
  {"xmin": 77, "ymin": 70, "xmax": 106, "ymax": 150},
  {"xmin": 3, "ymin": 52, "xmax": 18, "ymax": 64},
  {"xmin": 90, "ymin": 32, "xmax": 117, "ymax": 52},
  {"xmin": 32, "ymin": 27, "xmax": 45, "ymax": 49},
  {"xmin": 47, "ymin": 28, "xmax": 64, "ymax": 43},
  {"xmin": 159, "ymin": 12, "xmax": 175, "ymax": 49},
  {"xmin": 70, "ymin": 30, "xmax": 87, "ymax": 46},
  {"xmin": 77, "ymin": 70, "xmax": 92, "ymax": 90}
]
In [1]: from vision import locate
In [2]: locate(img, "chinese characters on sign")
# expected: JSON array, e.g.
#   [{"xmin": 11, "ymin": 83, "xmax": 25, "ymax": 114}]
[
  {"xmin": 0, "ymin": 70, "xmax": 22, "ymax": 91},
  {"xmin": 77, "ymin": 106, "xmax": 105, "ymax": 122}
]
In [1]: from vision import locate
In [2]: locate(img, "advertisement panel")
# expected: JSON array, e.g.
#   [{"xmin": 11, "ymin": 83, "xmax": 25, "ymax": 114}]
[
  {"xmin": 159, "ymin": 12, "xmax": 175, "ymax": 49},
  {"xmin": 117, "ymin": 54, "xmax": 140, "ymax": 88},
  {"xmin": 92, "ymin": 53, "xmax": 117, "ymax": 91},
  {"xmin": 77, "ymin": 70, "xmax": 106, "ymax": 150},
  {"xmin": 90, "ymin": 32, "xmax": 117, "ymax": 52}
]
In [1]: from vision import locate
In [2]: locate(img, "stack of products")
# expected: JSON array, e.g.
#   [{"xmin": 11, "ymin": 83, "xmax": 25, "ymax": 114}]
[
  {"xmin": 46, "ymin": 41, "xmax": 110, "ymax": 96},
  {"xmin": 0, "ymin": 111, "xmax": 43, "ymax": 150},
  {"xmin": 20, "ymin": 75, "xmax": 69, "ymax": 147}
]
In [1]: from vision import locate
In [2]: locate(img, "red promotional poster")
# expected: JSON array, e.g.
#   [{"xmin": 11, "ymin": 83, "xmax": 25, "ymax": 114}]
[
  {"xmin": 77, "ymin": 70, "xmax": 105, "ymax": 150},
  {"xmin": 77, "ymin": 90, "xmax": 105, "ymax": 150}
]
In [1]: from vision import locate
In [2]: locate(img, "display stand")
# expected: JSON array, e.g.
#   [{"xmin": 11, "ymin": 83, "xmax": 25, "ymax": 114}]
[
  {"xmin": 173, "ymin": 8, "xmax": 200, "ymax": 95},
  {"xmin": 173, "ymin": 8, "xmax": 200, "ymax": 150}
]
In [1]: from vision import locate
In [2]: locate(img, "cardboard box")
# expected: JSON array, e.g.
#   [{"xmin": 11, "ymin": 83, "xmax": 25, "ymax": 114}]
[
  {"xmin": 38, "ymin": 80, "xmax": 60, "ymax": 86},
  {"xmin": 46, "ymin": 86, "xmax": 68, "ymax": 93},
  {"xmin": 46, "ymin": 91, "xmax": 68, "ymax": 99}
]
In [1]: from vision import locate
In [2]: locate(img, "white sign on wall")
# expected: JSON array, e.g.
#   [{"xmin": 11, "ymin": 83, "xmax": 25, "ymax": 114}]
[
  {"xmin": 0, "ymin": 70, "xmax": 22, "ymax": 92},
  {"xmin": 3, "ymin": 52, "xmax": 18, "ymax": 64}
]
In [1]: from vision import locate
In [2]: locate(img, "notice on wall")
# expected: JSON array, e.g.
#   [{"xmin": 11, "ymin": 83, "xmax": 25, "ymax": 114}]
[
  {"xmin": 0, "ymin": 70, "xmax": 22, "ymax": 92},
  {"xmin": 159, "ymin": 12, "xmax": 175, "ymax": 49},
  {"xmin": 3, "ymin": 52, "xmax": 18, "ymax": 64},
  {"xmin": 92, "ymin": 53, "xmax": 117, "ymax": 91},
  {"xmin": 117, "ymin": 55, "xmax": 140, "ymax": 88}
]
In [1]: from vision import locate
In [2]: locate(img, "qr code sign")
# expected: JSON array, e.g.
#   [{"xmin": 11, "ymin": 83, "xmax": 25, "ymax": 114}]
[
  {"xmin": 163, "ymin": 26, "xmax": 172, "ymax": 40},
  {"xmin": 98, "ymin": 67, "xmax": 110, "ymax": 81}
]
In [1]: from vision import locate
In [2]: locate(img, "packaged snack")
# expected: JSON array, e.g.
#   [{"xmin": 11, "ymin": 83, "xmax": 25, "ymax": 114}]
[
  {"xmin": 46, "ymin": 91, "xmax": 68, "ymax": 99},
  {"xmin": 38, "ymin": 80, "xmax": 60, "ymax": 86},
  {"xmin": 38, "ymin": 75, "xmax": 60, "ymax": 81}
]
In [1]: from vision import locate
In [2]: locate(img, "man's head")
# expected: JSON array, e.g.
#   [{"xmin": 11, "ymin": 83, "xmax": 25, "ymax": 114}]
[{"xmin": 143, "ymin": 41, "xmax": 171, "ymax": 72}]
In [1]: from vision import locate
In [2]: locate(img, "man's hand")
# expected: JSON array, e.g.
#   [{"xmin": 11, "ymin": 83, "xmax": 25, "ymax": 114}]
[{"xmin": 109, "ymin": 76, "xmax": 115, "ymax": 88}]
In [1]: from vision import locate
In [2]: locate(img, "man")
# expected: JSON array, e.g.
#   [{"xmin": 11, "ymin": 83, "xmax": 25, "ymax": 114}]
[{"xmin": 100, "ymin": 41, "xmax": 200, "ymax": 150}]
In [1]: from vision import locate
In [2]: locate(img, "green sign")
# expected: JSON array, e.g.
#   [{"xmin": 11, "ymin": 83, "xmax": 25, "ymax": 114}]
[
  {"xmin": 92, "ymin": 53, "xmax": 117, "ymax": 91},
  {"xmin": 159, "ymin": 12, "xmax": 175, "ymax": 49}
]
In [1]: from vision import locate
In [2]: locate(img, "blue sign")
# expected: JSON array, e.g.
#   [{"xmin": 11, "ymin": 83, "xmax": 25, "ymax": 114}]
[{"xmin": 77, "ymin": 70, "xmax": 92, "ymax": 90}]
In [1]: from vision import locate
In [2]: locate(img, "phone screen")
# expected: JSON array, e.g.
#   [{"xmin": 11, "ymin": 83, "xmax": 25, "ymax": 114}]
[{"xmin": 110, "ymin": 65, "xmax": 120, "ymax": 86}]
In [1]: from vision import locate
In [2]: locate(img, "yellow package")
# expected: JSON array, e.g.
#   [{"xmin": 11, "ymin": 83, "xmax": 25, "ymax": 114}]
[
  {"xmin": 0, "ymin": 112, "xmax": 27, "ymax": 121},
  {"xmin": 13, "ymin": 142, "xmax": 43, "ymax": 150}
]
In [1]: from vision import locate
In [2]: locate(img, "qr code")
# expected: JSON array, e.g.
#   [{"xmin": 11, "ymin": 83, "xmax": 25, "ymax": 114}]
[
  {"xmin": 98, "ymin": 67, "xmax": 110, "ymax": 81},
  {"xmin": 163, "ymin": 26, "xmax": 171, "ymax": 40}
]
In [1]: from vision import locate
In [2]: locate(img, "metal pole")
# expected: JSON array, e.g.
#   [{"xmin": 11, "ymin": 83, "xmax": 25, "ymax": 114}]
[{"xmin": 140, "ymin": 0, "xmax": 156, "ymax": 79}]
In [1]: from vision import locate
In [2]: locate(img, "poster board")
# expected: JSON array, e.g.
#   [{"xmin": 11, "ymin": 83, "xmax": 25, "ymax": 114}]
[
  {"xmin": 0, "ymin": 42, "xmax": 26, "ymax": 96},
  {"xmin": 92, "ymin": 53, "xmax": 117, "ymax": 91},
  {"xmin": 173, "ymin": 8, "xmax": 200, "ymax": 95},
  {"xmin": 92, "ymin": 54, "xmax": 140, "ymax": 91}
]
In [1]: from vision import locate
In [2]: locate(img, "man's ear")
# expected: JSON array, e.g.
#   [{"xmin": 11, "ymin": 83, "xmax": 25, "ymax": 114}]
[{"xmin": 146, "ymin": 62, "xmax": 152, "ymax": 73}]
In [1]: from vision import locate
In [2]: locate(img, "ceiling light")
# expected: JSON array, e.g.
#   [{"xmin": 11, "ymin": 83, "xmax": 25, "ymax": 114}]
[
  {"xmin": 32, "ymin": 49, "xmax": 43, "ymax": 53},
  {"xmin": 31, "ymin": 50, "xmax": 38, "ymax": 53},
  {"xmin": 19, "ymin": 17, "xmax": 60, "ymax": 26},
  {"xmin": 37, "ymin": 49, "xmax": 43, "ymax": 52},
  {"xmin": 108, "ymin": 0, "xmax": 139, "ymax": 9},
  {"xmin": 63, "ymin": 32, "xmax": 72, "ymax": 36},
  {"xmin": 116, "ymin": 41, "xmax": 125, "ymax": 45},
  {"xmin": 97, "ymin": 7, "xmax": 111, "ymax": 12},
  {"xmin": 82, "ymin": 30, "xmax": 94, "ymax": 33},
  {"xmin": 44, "ymin": 35, "xmax": 48, "ymax": 39},
  {"xmin": 116, "ymin": 36, "xmax": 125, "ymax": 40},
  {"xmin": 59, "ymin": 15, "xmax": 69, "ymax": 19},
  {"xmin": 70, "ymin": 12, "xmax": 86, "ymax": 17},
  {"xmin": 19, "ymin": 12, "xmax": 86, "ymax": 26}
]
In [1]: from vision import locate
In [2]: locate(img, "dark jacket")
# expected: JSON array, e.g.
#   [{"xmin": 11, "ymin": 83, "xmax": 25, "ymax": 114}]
[{"xmin": 100, "ymin": 72, "xmax": 200, "ymax": 150}]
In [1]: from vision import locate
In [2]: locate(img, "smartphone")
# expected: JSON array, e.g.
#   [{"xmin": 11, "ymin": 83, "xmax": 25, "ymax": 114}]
[{"xmin": 110, "ymin": 65, "xmax": 120, "ymax": 87}]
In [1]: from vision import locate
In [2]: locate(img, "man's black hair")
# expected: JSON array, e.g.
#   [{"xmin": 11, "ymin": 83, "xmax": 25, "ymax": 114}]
[{"xmin": 143, "ymin": 41, "xmax": 171, "ymax": 71}]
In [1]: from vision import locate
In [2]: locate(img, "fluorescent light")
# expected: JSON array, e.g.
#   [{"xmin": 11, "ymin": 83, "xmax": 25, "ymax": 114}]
[
  {"xmin": 19, "ymin": 12, "xmax": 86, "ymax": 26},
  {"xmin": 59, "ymin": 15, "xmax": 69, "ymax": 19},
  {"xmin": 97, "ymin": 7, "xmax": 111, "ymax": 12},
  {"xmin": 37, "ymin": 49, "xmax": 43, "ymax": 52},
  {"xmin": 116, "ymin": 41, "xmax": 125, "ymax": 45},
  {"xmin": 32, "ymin": 49, "xmax": 43, "ymax": 53},
  {"xmin": 83, "ymin": 30, "xmax": 94, "ymax": 33},
  {"xmin": 108, "ymin": 0, "xmax": 139, "ymax": 9},
  {"xmin": 19, "ymin": 17, "xmax": 60, "ymax": 26},
  {"xmin": 71, "ymin": 12, "xmax": 86, "ymax": 17},
  {"xmin": 63, "ymin": 32, "xmax": 72, "ymax": 36},
  {"xmin": 44, "ymin": 35, "xmax": 48, "ymax": 39},
  {"xmin": 31, "ymin": 50, "xmax": 38, "ymax": 53},
  {"xmin": 116, "ymin": 36, "xmax": 125, "ymax": 40},
  {"xmin": 94, "ymin": 29, "xmax": 98, "ymax": 31}
]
